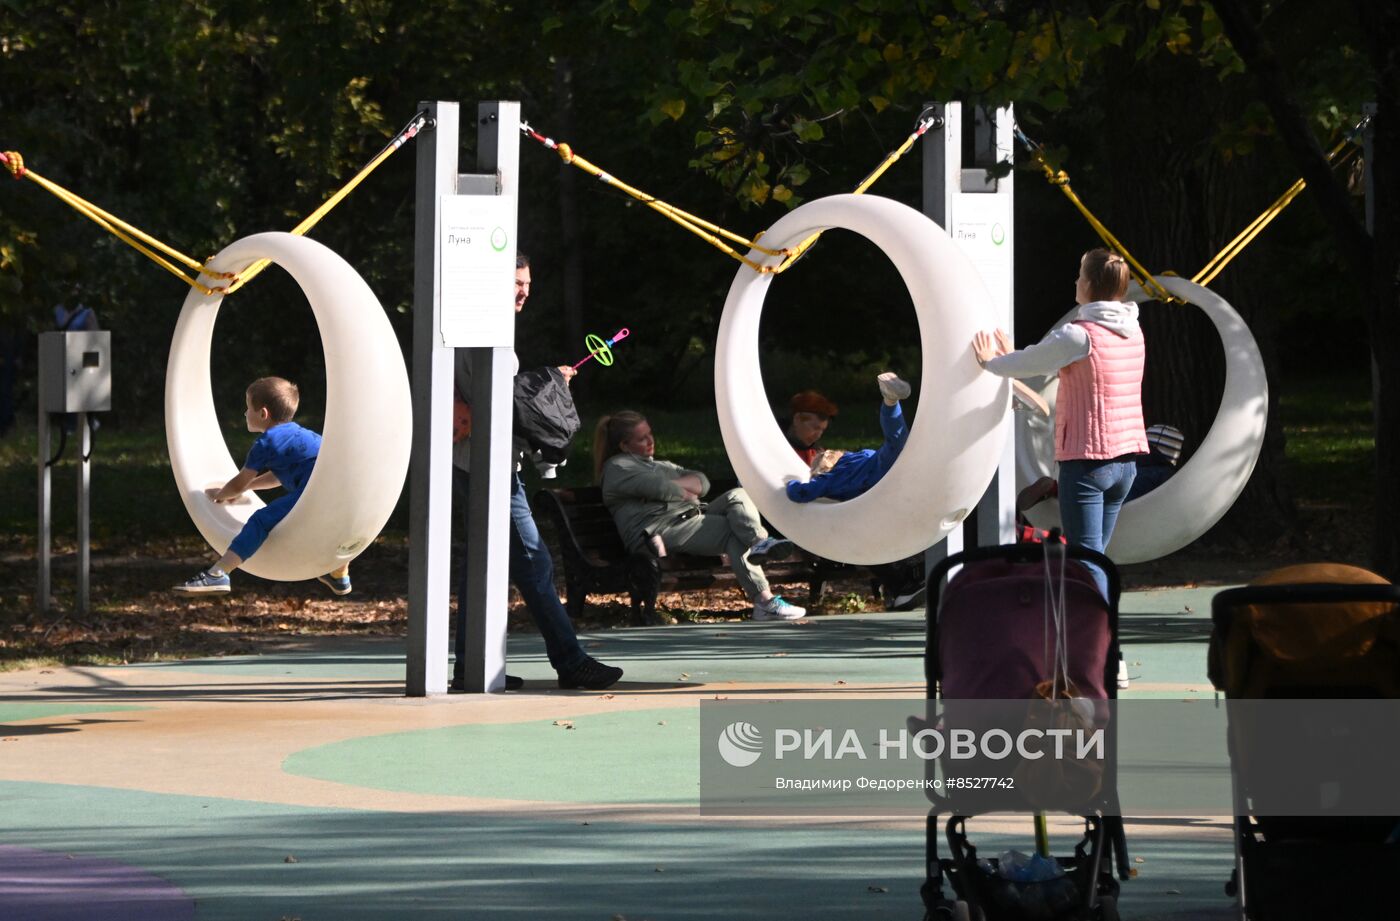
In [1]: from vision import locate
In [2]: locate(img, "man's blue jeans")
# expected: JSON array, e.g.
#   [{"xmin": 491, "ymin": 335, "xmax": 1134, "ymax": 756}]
[
  {"xmin": 1057, "ymin": 458, "xmax": 1137, "ymax": 601},
  {"xmin": 455, "ymin": 468, "xmax": 586, "ymax": 675}
]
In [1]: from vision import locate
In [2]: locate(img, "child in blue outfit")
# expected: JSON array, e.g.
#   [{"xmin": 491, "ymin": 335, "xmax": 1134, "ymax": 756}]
[
  {"xmin": 786, "ymin": 373, "xmax": 912, "ymax": 503},
  {"xmin": 173, "ymin": 376, "xmax": 350, "ymax": 595}
]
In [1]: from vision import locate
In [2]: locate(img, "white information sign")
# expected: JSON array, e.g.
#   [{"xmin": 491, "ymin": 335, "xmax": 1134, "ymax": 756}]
[
  {"xmin": 439, "ymin": 194, "xmax": 516, "ymax": 347},
  {"xmin": 950, "ymin": 191, "xmax": 1013, "ymax": 322}
]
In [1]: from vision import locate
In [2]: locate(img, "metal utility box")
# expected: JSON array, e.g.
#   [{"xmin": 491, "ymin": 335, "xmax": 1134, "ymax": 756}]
[{"xmin": 39, "ymin": 330, "xmax": 111, "ymax": 413}]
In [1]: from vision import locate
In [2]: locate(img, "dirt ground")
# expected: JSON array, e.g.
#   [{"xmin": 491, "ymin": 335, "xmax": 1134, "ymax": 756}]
[{"xmin": 0, "ymin": 499, "xmax": 1371, "ymax": 668}]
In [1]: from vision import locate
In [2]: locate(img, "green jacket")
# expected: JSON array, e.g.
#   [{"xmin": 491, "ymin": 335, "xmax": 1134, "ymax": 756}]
[{"xmin": 600, "ymin": 453, "xmax": 711, "ymax": 552}]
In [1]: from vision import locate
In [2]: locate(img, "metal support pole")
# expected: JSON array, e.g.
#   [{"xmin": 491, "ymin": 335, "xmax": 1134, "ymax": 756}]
[
  {"xmin": 969, "ymin": 106, "xmax": 1017, "ymax": 549},
  {"xmin": 77, "ymin": 413, "xmax": 90, "ymax": 616},
  {"xmin": 458, "ymin": 101, "xmax": 521, "ymax": 693},
  {"xmin": 921, "ymin": 102, "xmax": 964, "ymax": 580},
  {"xmin": 922, "ymin": 101, "xmax": 1017, "ymax": 588},
  {"xmin": 37, "ymin": 407, "xmax": 51, "ymax": 614},
  {"xmin": 406, "ymin": 101, "xmax": 459, "ymax": 697}
]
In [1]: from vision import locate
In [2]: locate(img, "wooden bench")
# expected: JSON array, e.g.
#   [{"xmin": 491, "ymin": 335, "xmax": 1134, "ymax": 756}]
[{"xmin": 532, "ymin": 485, "xmax": 871, "ymax": 625}]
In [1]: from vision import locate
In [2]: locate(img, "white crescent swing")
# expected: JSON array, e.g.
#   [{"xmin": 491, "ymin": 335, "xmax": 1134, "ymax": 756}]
[
  {"xmin": 714, "ymin": 194, "xmax": 1008, "ymax": 566},
  {"xmin": 165, "ymin": 232, "xmax": 412, "ymax": 582},
  {"xmin": 1016, "ymin": 274, "xmax": 1269, "ymax": 564}
]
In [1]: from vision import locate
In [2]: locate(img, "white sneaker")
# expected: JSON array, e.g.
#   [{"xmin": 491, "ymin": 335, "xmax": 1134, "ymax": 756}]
[
  {"xmin": 1116, "ymin": 657, "xmax": 1131, "ymax": 690},
  {"xmin": 746, "ymin": 537, "xmax": 795, "ymax": 565},
  {"xmin": 752, "ymin": 596, "xmax": 806, "ymax": 621},
  {"xmin": 877, "ymin": 372, "xmax": 911, "ymax": 402}
]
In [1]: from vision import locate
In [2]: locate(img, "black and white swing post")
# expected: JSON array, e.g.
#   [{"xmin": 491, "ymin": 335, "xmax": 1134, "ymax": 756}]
[
  {"xmin": 921, "ymin": 101, "xmax": 1018, "ymax": 569},
  {"xmin": 407, "ymin": 100, "xmax": 520, "ymax": 696}
]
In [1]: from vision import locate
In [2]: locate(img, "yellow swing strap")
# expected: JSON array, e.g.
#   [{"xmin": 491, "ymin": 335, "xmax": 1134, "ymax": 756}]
[
  {"xmin": 2, "ymin": 150, "xmax": 232, "ymax": 295},
  {"xmin": 224, "ymin": 110, "xmax": 429, "ymax": 293},
  {"xmin": 1191, "ymin": 138, "xmax": 1357, "ymax": 288},
  {"xmin": 521, "ymin": 109, "xmax": 939, "ymax": 275},
  {"xmin": 1013, "ymin": 129, "xmax": 1177, "ymax": 304},
  {"xmin": 1017, "ymin": 116, "xmax": 1368, "ymax": 299},
  {"xmin": 1, "ymin": 110, "xmax": 429, "ymax": 297},
  {"xmin": 521, "ymin": 123, "xmax": 791, "ymax": 273},
  {"xmin": 771, "ymin": 109, "xmax": 940, "ymax": 273}
]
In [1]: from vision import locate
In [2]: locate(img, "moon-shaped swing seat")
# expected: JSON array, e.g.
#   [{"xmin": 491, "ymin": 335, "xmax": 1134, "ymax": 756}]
[
  {"xmin": 1017, "ymin": 274, "xmax": 1268, "ymax": 564},
  {"xmin": 715, "ymin": 194, "xmax": 1007, "ymax": 565},
  {"xmin": 165, "ymin": 232, "xmax": 412, "ymax": 581}
]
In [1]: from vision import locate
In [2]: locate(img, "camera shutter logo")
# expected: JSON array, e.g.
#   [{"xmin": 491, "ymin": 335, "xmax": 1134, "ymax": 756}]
[{"xmin": 717, "ymin": 721, "xmax": 764, "ymax": 767}]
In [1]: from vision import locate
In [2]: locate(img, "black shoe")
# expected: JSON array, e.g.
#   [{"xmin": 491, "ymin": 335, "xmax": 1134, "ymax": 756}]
[
  {"xmin": 557, "ymin": 657, "xmax": 623, "ymax": 691},
  {"xmin": 449, "ymin": 674, "xmax": 524, "ymax": 692}
]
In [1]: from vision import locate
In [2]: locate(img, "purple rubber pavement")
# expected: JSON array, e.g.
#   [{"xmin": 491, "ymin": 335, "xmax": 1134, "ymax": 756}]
[{"xmin": 0, "ymin": 845, "xmax": 195, "ymax": 921}]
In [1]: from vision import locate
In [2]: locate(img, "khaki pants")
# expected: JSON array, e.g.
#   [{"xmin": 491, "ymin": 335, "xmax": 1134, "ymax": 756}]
[{"xmin": 655, "ymin": 488, "xmax": 770, "ymax": 599}]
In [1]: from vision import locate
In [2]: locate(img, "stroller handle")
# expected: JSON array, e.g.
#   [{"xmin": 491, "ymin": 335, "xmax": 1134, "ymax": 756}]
[{"xmin": 927, "ymin": 542, "xmax": 1122, "ymax": 611}]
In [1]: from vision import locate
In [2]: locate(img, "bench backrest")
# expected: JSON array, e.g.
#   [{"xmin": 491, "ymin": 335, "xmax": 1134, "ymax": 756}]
[{"xmin": 534, "ymin": 486, "xmax": 629, "ymax": 565}]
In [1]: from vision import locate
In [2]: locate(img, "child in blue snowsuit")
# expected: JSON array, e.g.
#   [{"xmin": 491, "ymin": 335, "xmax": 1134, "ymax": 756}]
[
  {"xmin": 173, "ymin": 376, "xmax": 349, "ymax": 596},
  {"xmin": 786, "ymin": 373, "xmax": 912, "ymax": 503}
]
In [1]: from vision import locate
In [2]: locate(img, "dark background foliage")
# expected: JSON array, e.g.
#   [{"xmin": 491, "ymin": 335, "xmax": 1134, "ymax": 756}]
[{"xmin": 1, "ymin": 0, "xmax": 1390, "ymax": 563}]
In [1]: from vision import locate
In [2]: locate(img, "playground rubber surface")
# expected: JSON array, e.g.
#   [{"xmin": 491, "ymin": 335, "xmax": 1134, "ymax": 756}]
[{"xmin": 1, "ymin": 592, "xmax": 1239, "ymax": 920}]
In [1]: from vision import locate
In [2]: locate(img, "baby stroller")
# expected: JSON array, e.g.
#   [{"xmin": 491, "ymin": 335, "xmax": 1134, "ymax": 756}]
[
  {"xmin": 919, "ymin": 541, "xmax": 1131, "ymax": 921},
  {"xmin": 1208, "ymin": 563, "xmax": 1400, "ymax": 921}
]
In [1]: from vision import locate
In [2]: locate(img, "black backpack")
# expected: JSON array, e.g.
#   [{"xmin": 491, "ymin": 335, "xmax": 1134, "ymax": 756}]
[{"xmin": 512, "ymin": 366, "xmax": 580, "ymax": 464}]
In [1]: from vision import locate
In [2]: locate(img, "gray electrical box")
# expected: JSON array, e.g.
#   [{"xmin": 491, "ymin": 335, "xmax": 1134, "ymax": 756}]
[{"xmin": 39, "ymin": 330, "xmax": 112, "ymax": 413}]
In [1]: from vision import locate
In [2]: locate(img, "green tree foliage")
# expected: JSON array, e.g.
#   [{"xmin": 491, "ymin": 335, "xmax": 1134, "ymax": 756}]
[
  {"xmin": 1, "ymin": 1, "xmax": 1392, "ymax": 566},
  {"xmin": 592, "ymin": 0, "xmax": 1393, "ymax": 566}
]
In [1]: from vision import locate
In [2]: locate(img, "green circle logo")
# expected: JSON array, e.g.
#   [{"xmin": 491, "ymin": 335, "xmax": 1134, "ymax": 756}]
[
  {"xmin": 991, "ymin": 223, "xmax": 1006, "ymax": 246},
  {"xmin": 490, "ymin": 227, "xmax": 508, "ymax": 252}
]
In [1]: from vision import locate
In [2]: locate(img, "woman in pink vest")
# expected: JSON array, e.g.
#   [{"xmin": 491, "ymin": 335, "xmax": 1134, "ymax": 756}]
[{"xmin": 972, "ymin": 248, "xmax": 1148, "ymax": 601}]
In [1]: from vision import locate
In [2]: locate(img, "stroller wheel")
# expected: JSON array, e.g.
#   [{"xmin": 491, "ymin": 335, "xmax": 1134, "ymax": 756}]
[
  {"xmin": 927, "ymin": 901, "xmax": 974, "ymax": 921},
  {"xmin": 1096, "ymin": 894, "xmax": 1120, "ymax": 921}
]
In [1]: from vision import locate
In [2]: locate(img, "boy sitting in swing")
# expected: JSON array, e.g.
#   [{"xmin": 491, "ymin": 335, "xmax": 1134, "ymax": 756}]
[
  {"xmin": 785, "ymin": 372, "xmax": 911, "ymax": 503},
  {"xmin": 173, "ymin": 376, "xmax": 349, "ymax": 595}
]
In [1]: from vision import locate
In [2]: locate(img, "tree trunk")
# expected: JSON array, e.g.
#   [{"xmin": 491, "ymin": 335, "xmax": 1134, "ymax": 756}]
[
  {"xmin": 1213, "ymin": 0, "xmax": 1399, "ymax": 578},
  {"xmin": 1354, "ymin": 1, "xmax": 1400, "ymax": 578},
  {"xmin": 1045, "ymin": 44, "xmax": 1297, "ymax": 544},
  {"xmin": 553, "ymin": 56, "xmax": 585, "ymax": 360}
]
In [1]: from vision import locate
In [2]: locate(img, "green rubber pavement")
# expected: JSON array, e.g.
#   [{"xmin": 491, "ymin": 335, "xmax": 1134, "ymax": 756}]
[
  {"xmin": 0, "ymin": 586, "xmax": 1249, "ymax": 919},
  {"xmin": 283, "ymin": 708, "xmax": 702, "ymax": 804},
  {"xmin": 0, "ymin": 781, "xmax": 1235, "ymax": 920},
  {"xmin": 0, "ymin": 703, "xmax": 144, "ymax": 724},
  {"xmin": 124, "ymin": 583, "xmax": 1230, "ymax": 694}
]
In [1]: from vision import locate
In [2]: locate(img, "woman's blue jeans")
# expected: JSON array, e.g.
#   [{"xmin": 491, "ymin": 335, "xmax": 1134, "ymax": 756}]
[
  {"xmin": 1057, "ymin": 458, "xmax": 1137, "ymax": 601},
  {"xmin": 454, "ymin": 468, "xmax": 586, "ymax": 675}
]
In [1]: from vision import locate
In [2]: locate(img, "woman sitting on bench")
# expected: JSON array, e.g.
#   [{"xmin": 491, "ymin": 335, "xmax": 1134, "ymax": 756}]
[{"xmin": 594, "ymin": 411, "xmax": 807, "ymax": 622}]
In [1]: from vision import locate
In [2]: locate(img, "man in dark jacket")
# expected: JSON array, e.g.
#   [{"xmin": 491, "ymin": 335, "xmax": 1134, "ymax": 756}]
[{"xmin": 453, "ymin": 252, "xmax": 622, "ymax": 692}]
